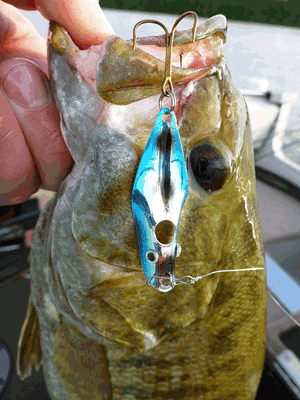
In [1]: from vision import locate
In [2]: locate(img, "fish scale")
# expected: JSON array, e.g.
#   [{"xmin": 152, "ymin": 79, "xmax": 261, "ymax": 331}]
[{"xmin": 105, "ymin": 305, "xmax": 263, "ymax": 400}]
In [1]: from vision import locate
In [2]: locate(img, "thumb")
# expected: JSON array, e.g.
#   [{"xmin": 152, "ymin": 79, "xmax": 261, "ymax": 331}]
[{"xmin": 36, "ymin": 0, "xmax": 115, "ymax": 48}]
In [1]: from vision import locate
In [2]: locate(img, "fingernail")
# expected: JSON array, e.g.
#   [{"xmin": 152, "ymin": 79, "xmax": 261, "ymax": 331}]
[{"xmin": 3, "ymin": 64, "xmax": 51, "ymax": 108}]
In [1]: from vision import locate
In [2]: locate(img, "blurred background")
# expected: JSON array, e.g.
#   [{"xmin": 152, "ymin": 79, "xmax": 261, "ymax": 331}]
[{"xmin": 99, "ymin": 0, "xmax": 300, "ymax": 27}]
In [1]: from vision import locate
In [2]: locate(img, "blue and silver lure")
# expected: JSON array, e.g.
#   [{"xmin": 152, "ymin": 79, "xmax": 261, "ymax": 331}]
[
  {"xmin": 131, "ymin": 13, "xmax": 197, "ymax": 292},
  {"xmin": 132, "ymin": 107, "xmax": 188, "ymax": 292}
]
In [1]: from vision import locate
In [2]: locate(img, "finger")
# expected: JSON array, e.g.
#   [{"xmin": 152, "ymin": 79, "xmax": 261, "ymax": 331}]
[
  {"xmin": 0, "ymin": 89, "xmax": 39, "ymax": 205},
  {"xmin": 0, "ymin": 2, "xmax": 47, "ymax": 73},
  {"xmin": 36, "ymin": 0, "xmax": 115, "ymax": 48},
  {"xmin": 0, "ymin": 58, "xmax": 73, "ymax": 193},
  {"xmin": 1, "ymin": 0, "xmax": 37, "ymax": 10}
]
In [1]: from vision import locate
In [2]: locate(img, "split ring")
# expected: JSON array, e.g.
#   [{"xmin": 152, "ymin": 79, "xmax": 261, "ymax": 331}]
[{"xmin": 159, "ymin": 91, "xmax": 176, "ymax": 112}]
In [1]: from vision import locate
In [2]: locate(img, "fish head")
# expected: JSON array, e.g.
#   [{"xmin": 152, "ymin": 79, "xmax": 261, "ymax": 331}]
[{"xmin": 47, "ymin": 14, "xmax": 263, "ymax": 303}]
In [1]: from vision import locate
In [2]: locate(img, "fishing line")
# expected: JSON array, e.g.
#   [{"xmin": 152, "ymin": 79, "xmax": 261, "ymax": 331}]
[
  {"xmin": 147, "ymin": 268, "xmax": 300, "ymax": 328},
  {"xmin": 146, "ymin": 267, "xmax": 265, "ymax": 286},
  {"xmin": 267, "ymin": 289, "xmax": 300, "ymax": 328}
]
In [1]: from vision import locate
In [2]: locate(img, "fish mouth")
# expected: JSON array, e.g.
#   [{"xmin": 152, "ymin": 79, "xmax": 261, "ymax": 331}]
[
  {"xmin": 49, "ymin": 15, "xmax": 226, "ymax": 106},
  {"xmin": 96, "ymin": 16, "xmax": 226, "ymax": 105}
]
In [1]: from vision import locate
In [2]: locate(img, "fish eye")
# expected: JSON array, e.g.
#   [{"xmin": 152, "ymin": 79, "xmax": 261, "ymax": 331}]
[{"xmin": 189, "ymin": 143, "xmax": 231, "ymax": 192}]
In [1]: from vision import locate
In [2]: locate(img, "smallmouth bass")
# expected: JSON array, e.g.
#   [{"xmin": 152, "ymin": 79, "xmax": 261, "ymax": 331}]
[{"xmin": 17, "ymin": 14, "xmax": 267, "ymax": 400}]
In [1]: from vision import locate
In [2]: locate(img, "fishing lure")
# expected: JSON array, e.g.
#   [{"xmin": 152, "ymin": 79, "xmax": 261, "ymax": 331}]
[{"xmin": 131, "ymin": 13, "xmax": 197, "ymax": 292}]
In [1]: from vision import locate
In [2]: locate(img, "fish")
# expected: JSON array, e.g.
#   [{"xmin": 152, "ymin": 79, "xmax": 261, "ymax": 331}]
[{"xmin": 16, "ymin": 14, "xmax": 267, "ymax": 400}]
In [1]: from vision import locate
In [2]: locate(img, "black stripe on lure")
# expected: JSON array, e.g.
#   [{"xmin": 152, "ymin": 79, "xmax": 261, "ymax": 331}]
[{"xmin": 131, "ymin": 12, "xmax": 198, "ymax": 292}]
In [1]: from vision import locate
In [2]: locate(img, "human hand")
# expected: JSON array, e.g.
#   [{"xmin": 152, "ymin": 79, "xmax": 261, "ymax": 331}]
[{"xmin": 0, "ymin": 0, "xmax": 115, "ymax": 205}]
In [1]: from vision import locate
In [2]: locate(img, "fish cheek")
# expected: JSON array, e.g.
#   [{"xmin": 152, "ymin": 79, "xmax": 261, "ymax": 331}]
[
  {"xmin": 98, "ymin": 171, "xmax": 139, "ymax": 258},
  {"xmin": 72, "ymin": 142, "xmax": 141, "ymax": 268},
  {"xmin": 222, "ymin": 197, "xmax": 263, "ymax": 262},
  {"xmin": 178, "ymin": 193, "xmax": 228, "ymax": 265}
]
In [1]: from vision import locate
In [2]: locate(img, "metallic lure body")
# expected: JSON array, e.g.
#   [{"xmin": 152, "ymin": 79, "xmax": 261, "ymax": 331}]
[{"xmin": 131, "ymin": 108, "xmax": 188, "ymax": 291}]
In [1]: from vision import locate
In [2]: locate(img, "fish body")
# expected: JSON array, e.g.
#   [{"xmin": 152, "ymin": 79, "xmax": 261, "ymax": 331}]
[{"xmin": 17, "ymin": 15, "xmax": 267, "ymax": 399}]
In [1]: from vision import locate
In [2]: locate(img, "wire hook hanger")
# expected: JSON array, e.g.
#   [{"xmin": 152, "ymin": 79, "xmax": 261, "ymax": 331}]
[{"xmin": 132, "ymin": 11, "xmax": 198, "ymax": 110}]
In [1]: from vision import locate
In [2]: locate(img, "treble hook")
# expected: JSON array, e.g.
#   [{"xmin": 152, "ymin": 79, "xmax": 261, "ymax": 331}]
[
  {"xmin": 166, "ymin": 11, "xmax": 198, "ymax": 95},
  {"xmin": 132, "ymin": 11, "xmax": 198, "ymax": 100}
]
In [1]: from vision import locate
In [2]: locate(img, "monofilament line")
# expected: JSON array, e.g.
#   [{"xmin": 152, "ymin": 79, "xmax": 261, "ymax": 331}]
[{"xmin": 146, "ymin": 267, "xmax": 265, "ymax": 286}]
